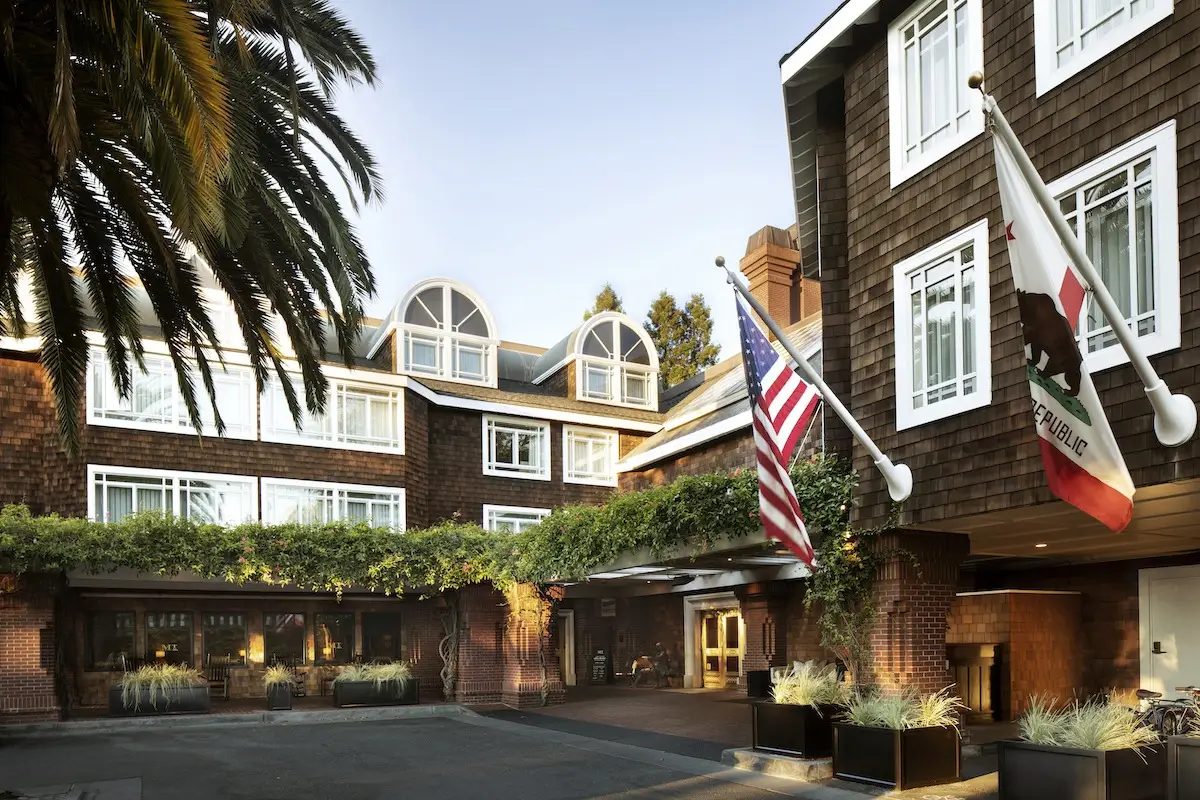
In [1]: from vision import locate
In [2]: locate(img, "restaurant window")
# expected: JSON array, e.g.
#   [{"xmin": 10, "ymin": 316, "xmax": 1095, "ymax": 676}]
[
  {"xmin": 202, "ymin": 612, "xmax": 248, "ymax": 666},
  {"xmin": 362, "ymin": 612, "xmax": 403, "ymax": 662},
  {"xmin": 85, "ymin": 611, "xmax": 135, "ymax": 671},
  {"xmin": 315, "ymin": 612, "xmax": 354, "ymax": 665},
  {"xmin": 264, "ymin": 612, "xmax": 307, "ymax": 665},
  {"xmin": 146, "ymin": 611, "xmax": 193, "ymax": 666}
]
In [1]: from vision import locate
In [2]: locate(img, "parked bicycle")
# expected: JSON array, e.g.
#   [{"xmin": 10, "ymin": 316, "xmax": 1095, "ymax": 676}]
[{"xmin": 1132, "ymin": 686, "xmax": 1200, "ymax": 738}]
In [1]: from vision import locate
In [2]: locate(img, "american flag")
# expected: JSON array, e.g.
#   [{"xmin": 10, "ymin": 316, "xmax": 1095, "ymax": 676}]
[{"xmin": 737, "ymin": 299, "xmax": 820, "ymax": 567}]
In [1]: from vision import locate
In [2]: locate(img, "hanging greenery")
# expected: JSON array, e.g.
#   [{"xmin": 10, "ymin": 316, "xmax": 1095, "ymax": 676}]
[{"xmin": 0, "ymin": 454, "xmax": 866, "ymax": 602}]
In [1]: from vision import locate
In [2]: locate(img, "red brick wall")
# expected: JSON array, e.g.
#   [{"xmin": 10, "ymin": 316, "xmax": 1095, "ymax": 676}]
[
  {"xmin": 454, "ymin": 584, "xmax": 505, "ymax": 703},
  {"xmin": 0, "ymin": 576, "xmax": 60, "ymax": 724},
  {"xmin": 784, "ymin": 583, "xmax": 830, "ymax": 666}
]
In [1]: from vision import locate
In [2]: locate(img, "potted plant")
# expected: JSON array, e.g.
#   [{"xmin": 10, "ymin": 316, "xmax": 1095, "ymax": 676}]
[
  {"xmin": 1164, "ymin": 695, "xmax": 1200, "ymax": 800},
  {"xmin": 999, "ymin": 697, "xmax": 1163, "ymax": 800},
  {"xmin": 264, "ymin": 666, "xmax": 295, "ymax": 711},
  {"xmin": 753, "ymin": 661, "xmax": 848, "ymax": 758},
  {"xmin": 832, "ymin": 687, "xmax": 963, "ymax": 789},
  {"xmin": 109, "ymin": 664, "xmax": 210, "ymax": 716},
  {"xmin": 331, "ymin": 662, "xmax": 419, "ymax": 708}
]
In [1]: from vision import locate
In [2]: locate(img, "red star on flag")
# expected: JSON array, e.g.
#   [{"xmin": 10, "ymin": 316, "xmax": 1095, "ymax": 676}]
[{"xmin": 1006, "ymin": 222, "xmax": 1015, "ymax": 240}]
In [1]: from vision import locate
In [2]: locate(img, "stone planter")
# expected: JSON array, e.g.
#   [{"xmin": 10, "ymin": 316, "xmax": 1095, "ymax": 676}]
[
  {"xmin": 752, "ymin": 702, "xmax": 838, "ymax": 758},
  {"xmin": 1166, "ymin": 736, "xmax": 1200, "ymax": 800},
  {"xmin": 331, "ymin": 680, "xmax": 419, "ymax": 708},
  {"xmin": 266, "ymin": 683, "xmax": 293, "ymax": 711},
  {"xmin": 108, "ymin": 685, "xmax": 210, "ymax": 716},
  {"xmin": 832, "ymin": 723, "xmax": 961, "ymax": 790},
  {"xmin": 999, "ymin": 740, "xmax": 1165, "ymax": 800}
]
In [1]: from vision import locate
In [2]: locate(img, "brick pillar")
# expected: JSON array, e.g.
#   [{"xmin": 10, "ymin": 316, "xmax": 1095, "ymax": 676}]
[
  {"xmin": 0, "ymin": 575, "xmax": 61, "ymax": 724},
  {"xmin": 737, "ymin": 582, "xmax": 789, "ymax": 691},
  {"xmin": 869, "ymin": 531, "xmax": 969, "ymax": 694},
  {"xmin": 454, "ymin": 583, "xmax": 505, "ymax": 704},
  {"xmin": 740, "ymin": 226, "xmax": 801, "ymax": 339},
  {"xmin": 500, "ymin": 584, "xmax": 564, "ymax": 708}
]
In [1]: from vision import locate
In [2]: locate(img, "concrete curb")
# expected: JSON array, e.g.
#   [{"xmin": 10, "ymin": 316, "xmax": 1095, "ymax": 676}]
[
  {"xmin": 720, "ymin": 748, "xmax": 834, "ymax": 782},
  {"xmin": 0, "ymin": 703, "xmax": 472, "ymax": 739}
]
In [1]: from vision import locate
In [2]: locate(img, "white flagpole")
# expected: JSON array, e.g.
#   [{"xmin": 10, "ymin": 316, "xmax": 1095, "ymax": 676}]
[
  {"xmin": 716, "ymin": 257, "xmax": 913, "ymax": 502},
  {"xmin": 969, "ymin": 72, "xmax": 1196, "ymax": 448}
]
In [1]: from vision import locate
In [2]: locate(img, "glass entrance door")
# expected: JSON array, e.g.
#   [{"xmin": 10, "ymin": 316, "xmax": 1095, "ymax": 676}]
[{"xmin": 700, "ymin": 610, "xmax": 742, "ymax": 688}]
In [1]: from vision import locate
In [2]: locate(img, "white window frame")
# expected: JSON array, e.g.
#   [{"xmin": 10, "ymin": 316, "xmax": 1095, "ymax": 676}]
[
  {"xmin": 1034, "ymin": 0, "xmax": 1173, "ymax": 96},
  {"xmin": 482, "ymin": 415, "xmax": 551, "ymax": 481},
  {"xmin": 1046, "ymin": 120, "xmax": 1179, "ymax": 373},
  {"xmin": 573, "ymin": 313, "xmax": 659, "ymax": 410},
  {"xmin": 261, "ymin": 375, "xmax": 404, "ymax": 454},
  {"xmin": 86, "ymin": 347, "xmax": 257, "ymax": 440},
  {"xmin": 86, "ymin": 465, "xmax": 258, "ymax": 524},
  {"xmin": 563, "ymin": 425, "xmax": 619, "ymax": 486},
  {"xmin": 397, "ymin": 279, "xmax": 499, "ymax": 387},
  {"xmin": 893, "ymin": 218, "xmax": 992, "ymax": 430},
  {"xmin": 887, "ymin": 0, "xmax": 986, "ymax": 188},
  {"xmin": 482, "ymin": 504, "xmax": 551, "ymax": 533},
  {"xmin": 260, "ymin": 478, "xmax": 406, "ymax": 531}
]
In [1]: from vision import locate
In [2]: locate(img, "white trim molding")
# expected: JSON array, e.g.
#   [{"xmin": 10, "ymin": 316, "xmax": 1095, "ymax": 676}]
[
  {"xmin": 893, "ymin": 218, "xmax": 992, "ymax": 431},
  {"xmin": 1034, "ymin": 0, "xmax": 1173, "ymax": 96},
  {"xmin": 1139, "ymin": 563, "xmax": 1200, "ymax": 699},
  {"xmin": 563, "ymin": 425, "xmax": 619, "ymax": 487},
  {"xmin": 618, "ymin": 410, "xmax": 751, "ymax": 473},
  {"xmin": 1045, "ymin": 120, "xmax": 1180, "ymax": 374},
  {"xmin": 481, "ymin": 415, "xmax": 551, "ymax": 481},
  {"xmin": 887, "ymin": 0, "xmax": 986, "ymax": 187}
]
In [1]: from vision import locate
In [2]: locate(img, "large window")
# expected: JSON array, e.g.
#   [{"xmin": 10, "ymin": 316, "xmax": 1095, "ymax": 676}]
[
  {"xmin": 399, "ymin": 280, "xmax": 498, "ymax": 385},
  {"xmin": 263, "ymin": 377, "xmax": 403, "ymax": 453},
  {"xmin": 1047, "ymin": 121, "xmax": 1179, "ymax": 371},
  {"xmin": 362, "ymin": 612, "xmax": 403, "ymax": 662},
  {"xmin": 87, "ymin": 347, "xmax": 256, "ymax": 439},
  {"xmin": 563, "ymin": 426, "xmax": 618, "ymax": 486},
  {"xmin": 887, "ymin": 0, "xmax": 985, "ymax": 187},
  {"xmin": 892, "ymin": 219, "xmax": 992, "ymax": 430},
  {"xmin": 88, "ymin": 466, "xmax": 256, "ymax": 524},
  {"xmin": 482, "ymin": 416, "xmax": 550, "ymax": 479},
  {"xmin": 575, "ymin": 315, "xmax": 658, "ymax": 409},
  {"xmin": 146, "ymin": 611, "xmax": 193, "ymax": 666},
  {"xmin": 85, "ymin": 611, "xmax": 135, "ymax": 671},
  {"xmin": 315, "ymin": 612, "xmax": 354, "ymax": 665},
  {"xmin": 264, "ymin": 612, "xmax": 306, "ymax": 665},
  {"xmin": 261, "ymin": 479, "xmax": 406, "ymax": 530},
  {"xmin": 1035, "ymin": 0, "xmax": 1173, "ymax": 95},
  {"xmin": 202, "ymin": 612, "xmax": 247, "ymax": 666},
  {"xmin": 483, "ymin": 505, "xmax": 550, "ymax": 533}
]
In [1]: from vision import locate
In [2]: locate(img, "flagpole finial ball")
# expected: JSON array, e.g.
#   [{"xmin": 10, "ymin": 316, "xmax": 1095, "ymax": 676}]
[
  {"xmin": 715, "ymin": 256, "xmax": 726, "ymax": 268},
  {"xmin": 967, "ymin": 71, "xmax": 985, "ymax": 90}
]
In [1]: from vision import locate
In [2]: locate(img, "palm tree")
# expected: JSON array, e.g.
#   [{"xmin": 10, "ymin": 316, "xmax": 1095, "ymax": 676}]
[{"xmin": 0, "ymin": 0, "xmax": 381, "ymax": 452}]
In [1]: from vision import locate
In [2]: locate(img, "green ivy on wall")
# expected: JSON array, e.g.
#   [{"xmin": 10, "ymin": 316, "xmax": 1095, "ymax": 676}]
[{"xmin": 0, "ymin": 454, "xmax": 860, "ymax": 598}]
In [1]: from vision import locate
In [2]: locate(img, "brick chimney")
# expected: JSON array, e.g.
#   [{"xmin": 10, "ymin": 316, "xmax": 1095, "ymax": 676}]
[{"xmin": 740, "ymin": 226, "xmax": 802, "ymax": 339}]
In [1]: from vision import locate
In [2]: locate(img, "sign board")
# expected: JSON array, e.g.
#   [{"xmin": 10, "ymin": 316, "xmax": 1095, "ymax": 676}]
[
  {"xmin": 591, "ymin": 648, "xmax": 609, "ymax": 684},
  {"xmin": 600, "ymin": 598, "xmax": 616, "ymax": 617}
]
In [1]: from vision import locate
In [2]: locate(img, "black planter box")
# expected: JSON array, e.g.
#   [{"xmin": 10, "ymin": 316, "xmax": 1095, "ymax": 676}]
[
  {"xmin": 331, "ymin": 680, "xmax": 419, "ymax": 708},
  {"xmin": 1166, "ymin": 736, "xmax": 1200, "ymax": 800},
  {"xmin": 999, "ymin": 740, "xmax": 1165, "ymax": 800},
  {"xmin": 266, "ymin": 684, "xmax": 293, "ymax": 711},
  {"xmin": 752, "ymin": 702, "xmax": 838, "ymax": 758},
  {"xmin": 833, "ymin": 723, "xmax": 961, "ymax": 789},
  {"xmin": 746, "ymin": 670, "xmax": 771, "ymax": 700},
  {"xmin": 108, "ymin": 685, "xmax": 210, "ymax": 716}
]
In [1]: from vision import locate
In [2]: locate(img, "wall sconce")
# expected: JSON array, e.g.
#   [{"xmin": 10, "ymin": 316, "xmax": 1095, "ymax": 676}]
[
  {"xmin": 238, "ymin": 649, "xmax": 246, "ymax": 658},
  {"xmin": 154, "ymin": 650, "xmax": 166, "ymax": 659}
]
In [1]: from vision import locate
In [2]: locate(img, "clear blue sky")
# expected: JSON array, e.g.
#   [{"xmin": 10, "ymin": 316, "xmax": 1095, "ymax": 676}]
[{"xmin": 333, "ymin": 0, "xmax": 840, "ymax": 356}]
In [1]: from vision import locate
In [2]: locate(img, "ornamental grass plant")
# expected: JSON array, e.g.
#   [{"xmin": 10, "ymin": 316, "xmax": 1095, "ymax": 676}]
[
  {"xmin": 332, "ymin": 662, "xmax": 412, "ymax": 690},
  {"xmin": 840, "ymin": 686, "xmax": 963, "ymax": 730},
  {"xmin": 770, "ymin": 661, "xmax": 849, "ymax": 710},
  {"xmin": 119, "ymin": 664, "xmax": 204, "ymax": 711},
  {"xmin": 1017, "ymin": 696, "xmax": 1160, "ymax": 753},
  {"xmin": 263, "ymin": 666, "xmax": 296, "ymax": 688}
]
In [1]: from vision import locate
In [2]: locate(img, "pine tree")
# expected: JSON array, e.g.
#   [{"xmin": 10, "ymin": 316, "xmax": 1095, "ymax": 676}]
[
  {"xmin": 584, "ymin": 283, "xmax": 625, "ymax": 320},
  {"xmin": 645, "ymin": 292, "xmax": 721, "ymax": 387}
]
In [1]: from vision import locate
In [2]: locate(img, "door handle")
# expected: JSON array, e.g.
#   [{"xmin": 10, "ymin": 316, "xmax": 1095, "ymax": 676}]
[{"xmin": 1152, "ymin": 641, "xmax": 1167, "ymax": 655}]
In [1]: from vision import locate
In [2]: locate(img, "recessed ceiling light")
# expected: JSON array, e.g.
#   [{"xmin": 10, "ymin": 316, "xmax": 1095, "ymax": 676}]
[
  {"xmin": 1035, "ymin": 543, "xmax": 1048, "ymax": 548},
  {"xmin": 727, "ymin": 557, "xmax": 733, "ymax": 561}
]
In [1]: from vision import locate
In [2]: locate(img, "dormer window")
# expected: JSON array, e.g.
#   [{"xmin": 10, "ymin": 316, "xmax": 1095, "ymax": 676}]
[
  {"xmin": 575, "ymin": 313, "xmax": 658, "ymax": 409},
  {"xmin": 397, "ymin": 279, "xmax": 498, "ymax": 386}
]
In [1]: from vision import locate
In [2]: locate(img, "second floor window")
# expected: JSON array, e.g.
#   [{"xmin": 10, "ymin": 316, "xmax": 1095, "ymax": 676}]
[
  {"xmin": 887, "ymin": 0, "xmax": 984, "ymax": 186},
  {"xmin": 564, "ymin": 426, "xmax": 618, "ymax": 486},
  {"xmin": 261, "ymin": 479, "xmax": 405, "ymax": 530},
  {"xmin": 1048, "ymin": 121, "xmax": 1179, "ymax": 371},
  {"xmin": 88, "ymin": 466, "xmax": 256, "ymax": 524},
  {"xmin": 263, "ymin": 378, "xmax": 403, "ymax": 452},
  {"xmin": 483, "ymin": 416, "xmax": 550, "ymax": 479},
  {"xmin": 483, "ymin": 505, "xmax": 550, "ymax": 533},
  {"xmin": 88, "ymin": 347, "xmax": 256, "ymax": 439},
  {"xmin": 892, "ymin": 219, "xmax": 992, "ymax": 430},
  {"xmin": 1035, "ymin": 0, "xmax": 1173, "ymax": 94}
]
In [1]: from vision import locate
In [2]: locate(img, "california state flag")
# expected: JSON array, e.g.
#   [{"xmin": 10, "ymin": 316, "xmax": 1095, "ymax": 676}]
[{"xmin": 993, "ymin": 134, "xmax": 1135, "ymax": 532}]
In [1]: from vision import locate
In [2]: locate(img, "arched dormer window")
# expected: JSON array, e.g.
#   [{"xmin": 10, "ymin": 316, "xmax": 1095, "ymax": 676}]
[
  {"xmin": 398, "ymin": 279, "xmax": 498, "ymax": 386},
  {"xmin": 575, "ymin": 312, "xmax": 658, "ymax": 408}
]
